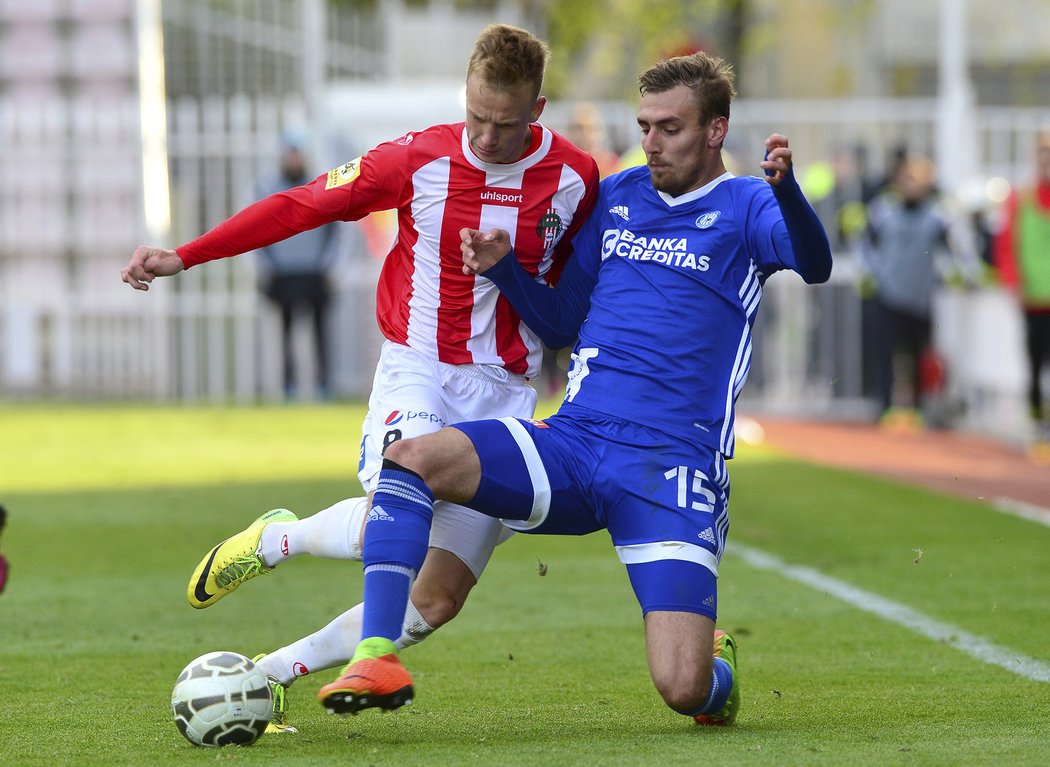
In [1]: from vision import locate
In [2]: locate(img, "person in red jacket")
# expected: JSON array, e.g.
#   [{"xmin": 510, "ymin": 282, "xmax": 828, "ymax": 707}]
[
  {"xmin": 0, "ymin": 502, "xmax": 8, "ymax": 595},
  {"xmin": 993, "ymin": 132, "xmax": 1050, "ymax": 456}
]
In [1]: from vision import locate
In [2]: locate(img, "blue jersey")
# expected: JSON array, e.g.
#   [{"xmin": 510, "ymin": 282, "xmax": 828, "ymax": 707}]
[
  {"xmin": 485, "ymin": 164, "xmax": 831, "ymax": 457},
  {"xmin": 562, "ymin": 166, "xmax": 815, "ymax": 456}
]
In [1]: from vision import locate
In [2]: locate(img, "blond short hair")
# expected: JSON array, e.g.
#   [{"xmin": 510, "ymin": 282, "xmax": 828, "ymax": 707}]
[{"xmin": 466, "ymin": 24, "xmax": 549, "ymax": 100}]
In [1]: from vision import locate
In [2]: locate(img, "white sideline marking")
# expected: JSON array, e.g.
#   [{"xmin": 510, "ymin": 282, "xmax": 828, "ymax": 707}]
[
  {"xmin": 731, "ymin": 543, "xmax": 1050, "ymax": 684},
  {"xmin": 991, "ymin": 497, "xmax": 1050, "ymax": 529}
]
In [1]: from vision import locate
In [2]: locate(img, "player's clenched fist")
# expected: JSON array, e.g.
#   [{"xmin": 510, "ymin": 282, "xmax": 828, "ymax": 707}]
[
  {"xmin": 760, "ymin": 133, "xmax": 793, "ymax": 185},
  {"xmin": 121, "ymin": 245, "xmax": 185, "ymax": 291},
  {"xmin": 460, "ymin": 227, "xmax": 512, "ymax": 275}
]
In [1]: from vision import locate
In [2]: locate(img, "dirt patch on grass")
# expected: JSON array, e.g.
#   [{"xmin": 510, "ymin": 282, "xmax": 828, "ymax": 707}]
[{"xmin": 744, "ymin": 415, "xmax": 1050, "ymax": 514}]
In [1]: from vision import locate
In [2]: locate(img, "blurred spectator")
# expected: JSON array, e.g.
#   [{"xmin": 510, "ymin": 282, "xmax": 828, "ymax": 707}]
[
  {"xmin": 257, "ymin": 131, "xmax": 341, "ymax": 400},
  {"xmin": 0, "ymin": 502, "xmax": 8, "ymax": 594},
  {"xmin": 861, "ymin": 153, "xmax": 965, "ymax": 429},
  {"xmin": 993, "ymin": 132, "xmax": 1050, "ymax": 455},
  {"xmin": 566, "ymin": 101, "xmax": 620, "ymax": 179},
  {"xmin": 865, "ymin": 142, "xmax": 910, "ymax": 203},
  {"xmin": 803, "ymin": 145, "xmax": 868, "ymax": 253}
]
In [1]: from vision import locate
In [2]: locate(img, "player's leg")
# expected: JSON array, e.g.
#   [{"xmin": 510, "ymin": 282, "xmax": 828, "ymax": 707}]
[
  {"xmin": 317, "ymin": 427, "xmax": 483, "ymax": 714},
  {"xmin": 245, "ymin": 503, "xmax": 507, "ymax": 641},
  {"xmin": 404, "ymin": 499, "xmax": 515, "ymax": 637},
  {"xmin": 185, "ymin": 496, "xmax": 372, "ymax": 609},
  {"xmin": 604, "ymin": 426, "xmax": 739, "ymax": 724},
  {"xmin": 318, "ymin": 414, "xmax": 596, "ymax": 715},
  {"xmin": 251, "ymin": 512, "xmax": 498, "ymax": 691},
  {"xmin": 278, "ymin": 297, "xmax": 296, "ymax": 398},
  {"xmin": 382, "ymin": 359, "xmax": 538, "ymax": 638},
  {"xmin": 307, "ymin": 277, "xmax": 331, "ymax": 397},
  {"xmin": 250, "ymin": 594, "xmax": 434, "ymax": 683},
  {"xmin": 629, "ymin": 563, "xmax": 739, "ymax": 725},
  {"xmin": 185, "ymin": 342, "xmax": 445, "ymax": 608},
  {"xmin": 1025, "ymin": 313, "xmax": 1050, "ymax": 425},
  {"xmin": 644, "ymin": 609, "xmax": 716, "ymax": 710},
  {"xmin": 870, "ymin": 297, "xmax": 895, "ymax": 416},
  {"xmin": 1027, "ymin": 315, "xmax": 1050, "ymax": 458}
]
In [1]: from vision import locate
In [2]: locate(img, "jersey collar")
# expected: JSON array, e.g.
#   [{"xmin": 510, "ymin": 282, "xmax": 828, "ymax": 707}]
[
  {"xmin": 656, "ymin": 171, "xmax": 734, "ymax": 207},
  {"xmin": 461, "ymin": 123, "xmax": 552, "ymax": 173}
]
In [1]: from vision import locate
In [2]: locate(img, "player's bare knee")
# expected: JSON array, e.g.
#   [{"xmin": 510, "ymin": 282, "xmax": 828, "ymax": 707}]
[
  {"xmin": 384, "ymin": 431, "xmax": 464, "ymax": 493},
  {"xmin": 409, "ymin": 580, "xmax": 464, "ymax": 628},
  {"xmin": 382, "ymin": 438, "xmax": 427, "ymax": 474}
]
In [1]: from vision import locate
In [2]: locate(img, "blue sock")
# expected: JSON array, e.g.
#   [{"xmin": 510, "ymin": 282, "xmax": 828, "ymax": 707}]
[
  {"xmin": 360, "ymin": 566, "xmax": 415, "ymax": 643},
  {"xmin": 359, "ymin": 461, "xmax": 435, "ymax": 642},
  {"xmin": 679, "ymin": 657, "xmax": 733, "ymax": 717}
]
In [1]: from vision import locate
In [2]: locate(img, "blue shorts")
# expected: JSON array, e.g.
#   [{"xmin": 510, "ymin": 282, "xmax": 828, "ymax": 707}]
[{"xmin": 454, "ymin": 405, "xmax": 731, "ymax": 619}]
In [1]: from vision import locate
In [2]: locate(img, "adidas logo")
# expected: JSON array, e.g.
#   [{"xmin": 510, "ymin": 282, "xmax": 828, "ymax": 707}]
[
  {"xmin": 609, "ymin": 204, "xmax": 629, "ymax": 221},
  {"xmin": 698, "ymin": 527, "xmax": 716, "ymax": 544},
  {"xmin": 367, "ymin": 505, "xmax": 394, "ymax": 522},
  {"xmin": 703, "ymin": 595, "xmax": 716, "ymax": 608}
]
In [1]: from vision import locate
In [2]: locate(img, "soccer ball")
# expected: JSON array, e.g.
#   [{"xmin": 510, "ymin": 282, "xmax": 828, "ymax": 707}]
[{"xmin": 171, "ymin": 651, "xmax": 272, "ymax": 747}]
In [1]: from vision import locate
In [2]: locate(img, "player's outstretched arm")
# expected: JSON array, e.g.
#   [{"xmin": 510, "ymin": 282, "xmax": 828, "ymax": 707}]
[{"xmin": 121, "ymin": 246, "xmax": 185, "ymax": 291}]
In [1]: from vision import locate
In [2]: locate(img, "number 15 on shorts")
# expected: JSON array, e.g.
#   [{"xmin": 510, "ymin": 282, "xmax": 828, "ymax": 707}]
[{"xmin": 664, "ymin": 466, "xmax": 716, "ymax": 513}]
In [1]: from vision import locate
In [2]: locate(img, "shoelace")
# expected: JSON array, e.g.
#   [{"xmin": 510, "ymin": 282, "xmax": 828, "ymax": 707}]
[
  {"xmin": 269, "ymin": 678, "xmax": 287, "ymax": 721},
  {"xmin": 215, "ymin": 556, "xmax": 264, "ymax": 588}
]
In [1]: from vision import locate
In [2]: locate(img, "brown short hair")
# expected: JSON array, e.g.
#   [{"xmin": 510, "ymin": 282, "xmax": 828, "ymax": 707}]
[
  {"xmin": 638, "ymin": 51, "xmax": 736, "ymax": 124},
  {"xmin": 466, "ymin": 24, "xmax": 550, "ymax": 100}
]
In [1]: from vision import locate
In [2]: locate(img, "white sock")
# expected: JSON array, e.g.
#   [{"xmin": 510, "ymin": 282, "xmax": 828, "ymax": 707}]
[
  {"xmin": 258, "ymin": 496, "xmax": 367, "ymax": 567},
  {"xmin": 255, "ymin": 605, "xmax": 364, "ymax": 686},
  {"xmin": 397, "ymin": 599, "xmax": 436, "ymax": 649},
  {"xmin": 255, "ymin": 599, "xmax": 437, "ymax": 686}
]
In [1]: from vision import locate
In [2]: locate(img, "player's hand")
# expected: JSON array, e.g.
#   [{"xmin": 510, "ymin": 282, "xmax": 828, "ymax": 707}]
[
  {"xmin": 460, "ymin": 228, "xmax": 512, "ymax": 275},
  {"xmin": 760, "ymin": 133, "xmax": 792, "ymax": 186},
  {"xmin": 121, "ymin": 246, "xmax": 185, "ymax": 291}
]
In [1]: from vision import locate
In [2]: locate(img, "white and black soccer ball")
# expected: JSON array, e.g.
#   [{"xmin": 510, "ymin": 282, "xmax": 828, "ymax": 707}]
[{"xmin": 171, "ymin": 651, "xmax": 272, "ymax": 747}]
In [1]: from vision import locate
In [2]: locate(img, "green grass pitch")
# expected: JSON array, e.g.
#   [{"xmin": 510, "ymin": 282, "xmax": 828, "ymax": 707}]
[{"xmin": 1, "ymin": 401, "xmax": 1049, "ymax": 766}]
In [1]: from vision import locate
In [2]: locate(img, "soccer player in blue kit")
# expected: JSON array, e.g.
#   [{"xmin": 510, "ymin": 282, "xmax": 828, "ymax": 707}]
[{"xmin": 317, "ymin": 51, "xmax": 833, "ymax": 726}]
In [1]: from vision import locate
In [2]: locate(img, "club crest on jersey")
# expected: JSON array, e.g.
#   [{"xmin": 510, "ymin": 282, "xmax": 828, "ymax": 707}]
[
  {"xmin": 535, "ymin": 208, "xmax": 564, "ymax": 247},
  {"xmin": 325, "ymin": 157, "xmax": 362, "ymax": 190},
  {"xmin": 695, "ymin": 211, "xmax": 721, "ymax": 229}
]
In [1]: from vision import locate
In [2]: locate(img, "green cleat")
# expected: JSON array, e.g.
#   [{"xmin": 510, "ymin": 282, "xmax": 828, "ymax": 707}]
[
  {"xmin": 253, "ymin": 653, "xmax": 298, "ymax": 734},
  {"xmin": 187, "ymin": 508, "xmax": 298, "ymax": 609},
  {"xmin": 694, "ymin": 630, "xmax": 740, "ymax": 726}
]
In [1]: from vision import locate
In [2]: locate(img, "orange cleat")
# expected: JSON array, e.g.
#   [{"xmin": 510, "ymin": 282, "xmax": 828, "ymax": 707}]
[{"xmin": 318, "ymin": 648, "xmax": 414, "ymax": 716}]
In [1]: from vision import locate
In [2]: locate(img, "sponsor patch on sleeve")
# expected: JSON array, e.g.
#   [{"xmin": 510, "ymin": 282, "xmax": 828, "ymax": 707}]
[{"xmin": 325, "ymin": 157, "xmax": 362, "ymax": 190}]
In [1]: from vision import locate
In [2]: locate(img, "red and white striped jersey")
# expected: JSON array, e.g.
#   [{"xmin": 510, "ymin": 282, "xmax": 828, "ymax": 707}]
[{"xmin": 178, "ymin": 122, "xmax": 599, "ymax": 378}]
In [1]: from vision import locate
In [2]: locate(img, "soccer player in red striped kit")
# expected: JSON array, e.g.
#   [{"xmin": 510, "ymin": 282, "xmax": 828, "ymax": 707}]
[{"xmin": 121, "ymin": 24, "xmax": 598, "ymax": 734}]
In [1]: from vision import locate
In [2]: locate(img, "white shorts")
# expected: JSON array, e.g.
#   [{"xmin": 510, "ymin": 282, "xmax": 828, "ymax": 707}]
[{"xmin": 358, "ymin": 341, "xmax": 537, "ymax": 579}]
